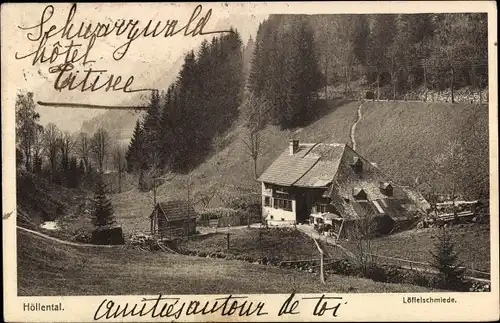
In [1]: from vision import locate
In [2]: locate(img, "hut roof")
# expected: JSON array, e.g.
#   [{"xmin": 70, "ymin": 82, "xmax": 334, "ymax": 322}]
[{"xmin": 150, "ymin": 200, "xmax": 196, "ymax": 222}]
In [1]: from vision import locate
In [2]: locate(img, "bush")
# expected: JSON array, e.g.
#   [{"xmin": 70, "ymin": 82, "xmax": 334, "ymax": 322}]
[
  {"xmin": 365, "ymin": 265, "xmax": 388, "ymax": 282},
  {"xmin": 198, "ymin": 207, "xmax": 261, "ymax": 227},
  {"xmin": 91, "ymin": 226, "xmax": 125, "ymax": 245},
  {"xmin": 365, "ymin": 91, "xmax": 375, "ymax": 100},
  {"xmin": 225, "ymin": 195, "xmax": 261, "ymax": 216},
  {"xmin": 198, "ymin": 207, "xmax": 240, "ymax": 226}
]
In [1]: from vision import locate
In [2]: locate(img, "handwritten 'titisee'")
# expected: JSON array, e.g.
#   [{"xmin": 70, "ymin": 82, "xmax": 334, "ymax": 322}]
[{"xmin": 15, "ymin": 4, "xmax": 232, "ymax": 93}]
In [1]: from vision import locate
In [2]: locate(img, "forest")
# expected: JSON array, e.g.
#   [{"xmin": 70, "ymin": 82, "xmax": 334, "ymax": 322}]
[{"xmin": 15, "ymin": 13, "xmax": 488, "ymax": 187}]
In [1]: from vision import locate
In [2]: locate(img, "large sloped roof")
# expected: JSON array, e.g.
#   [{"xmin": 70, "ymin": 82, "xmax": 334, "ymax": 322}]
[{"xmin": 258, "ymin": 143, "xmax": 346, "ymax": 187}]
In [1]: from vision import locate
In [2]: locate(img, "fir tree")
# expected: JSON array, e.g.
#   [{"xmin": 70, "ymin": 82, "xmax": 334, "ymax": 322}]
[
  {"xmin": 142, "ymin": 89, "xmax": 163, "ymax": 167},
  {"xmin": 429, "ymin": 226, "xmax": 465, "ymax": 290},
  {"xmin": 125, "ymin": 119, "xmax": 145, "ymax": 172},
  {"xmin": 91, "ymin": 176, "xmax": 116, "ymax": 228}
]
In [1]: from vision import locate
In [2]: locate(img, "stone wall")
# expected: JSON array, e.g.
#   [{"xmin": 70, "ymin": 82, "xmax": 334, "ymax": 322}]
[{"xmin": 327, "ymin": 86, "xmax": 489, "ymax": 104}]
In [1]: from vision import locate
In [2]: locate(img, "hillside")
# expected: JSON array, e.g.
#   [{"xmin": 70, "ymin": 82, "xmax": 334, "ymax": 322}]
[
  {"xmin": 109, "ymin": 99, "xmax": 489, "ymax": 233},
  {"xmin": 356, "ymin": 101, "xmax": 489, "ymax": 198},
  {"xmin": 80, "ymin": 54, "xmax": 186, "ymax": 142},
  {"xmin": 17, "ymin": 229, "xmax": 432, "ymax": 295}
]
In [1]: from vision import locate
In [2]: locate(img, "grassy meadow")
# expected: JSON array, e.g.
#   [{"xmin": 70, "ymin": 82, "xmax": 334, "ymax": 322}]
[{"xmin": 17, "ymin": 229, "xmax": 434, "ymax": 295}]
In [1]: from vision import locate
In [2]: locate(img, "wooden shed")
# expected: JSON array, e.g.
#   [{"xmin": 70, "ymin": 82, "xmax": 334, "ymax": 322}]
[{"xmin": 150, "ymin": 200, "xmax": 197, "ymax": 239}]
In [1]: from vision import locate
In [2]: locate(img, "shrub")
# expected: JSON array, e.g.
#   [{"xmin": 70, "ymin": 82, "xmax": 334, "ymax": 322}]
[
  {"xmin": 364, "ymin": 265, "xmax": 388, "ymax": 282},
  {"xmin": 226, "ymin": 195, "xmax": 261, "ymax": 215},
  {"xmin": 365, "ymin": 91, "xmax": 375, "ymax": 100}
]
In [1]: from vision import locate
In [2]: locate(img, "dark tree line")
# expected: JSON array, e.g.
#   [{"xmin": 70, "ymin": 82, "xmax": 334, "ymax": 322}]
[
  {"xmin": 247, "ymin": 13, "xmax": 488, "ymax": 117},
  {"xmin": 126, "ymin": 29, "xmax": 245, "ymax": 175},
  {"xmin": 311, "ymin": 13, "xmax": 488, "ymax": 100},
  {"xmin": 248, "ymin": 15, "xmax": 324, "ymax": 129}
]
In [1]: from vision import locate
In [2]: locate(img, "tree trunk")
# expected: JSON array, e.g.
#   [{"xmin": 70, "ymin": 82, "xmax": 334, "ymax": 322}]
[
  {"xmin": 324, "ymin": 51, "xmax": 328, "ymax": 101},
  {"xmin": 118, "ymin": 170, "xmax": 122, "ymax": 193},
  {"xmin": 376, "ymin": 70, "xmax": 380, "ymax": 101},
  {"xmin": 393, "ymin": 79, "xmax": 396, "ymax": 101},
  {"xmin": 423, "ymin": 65, "xmax": 427, "ymax": 102},
  {"xmin": 451, "ymin": 66, "xmax": 455, "ymax": 103},
  {"xmin": 253, "ymin": 157, "xmax": 258, "ymax": 180}
]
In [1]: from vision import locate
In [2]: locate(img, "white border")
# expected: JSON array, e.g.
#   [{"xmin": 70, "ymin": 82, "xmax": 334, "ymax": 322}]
[{"xmin": 2, "ymin": 2, "xmax": 498, "ymax": 322}]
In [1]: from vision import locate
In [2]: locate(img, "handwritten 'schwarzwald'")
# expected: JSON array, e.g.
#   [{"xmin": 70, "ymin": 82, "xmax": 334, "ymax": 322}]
[{"xmin": 15, "ymin": 4, "xmax": 232, "ymax": 94}]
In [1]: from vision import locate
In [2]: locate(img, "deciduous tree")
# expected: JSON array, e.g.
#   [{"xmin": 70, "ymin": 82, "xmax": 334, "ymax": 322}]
[
  {"xmin": 15, "ymin": 91, "xmax": 40, "ymax": 171},
  {"xmin": 91, "ymin": 128, "xmax": 110, "ymax": 173}
]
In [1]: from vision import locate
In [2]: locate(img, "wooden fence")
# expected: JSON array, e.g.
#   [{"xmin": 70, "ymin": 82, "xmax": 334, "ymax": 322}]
[
  {"xmin": 278, "ymin": 254, "xmax": 490, "ymax": 281},
  {"xmin": 367, "ymin": 253, "xmax": 490, "ymax": 280}
]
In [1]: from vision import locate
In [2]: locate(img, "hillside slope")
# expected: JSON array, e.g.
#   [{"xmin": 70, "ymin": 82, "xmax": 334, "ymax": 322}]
[
  {"xmin": 17, "ymin": 229, "xmax": 431, "ymax": 295},
  {"xmin": 110, "ymin": 100, "xmax": 489, "ymax": 233},
  {"xmin": 356, "ymin": 101, "xmax": 489, "ymax": 198}
]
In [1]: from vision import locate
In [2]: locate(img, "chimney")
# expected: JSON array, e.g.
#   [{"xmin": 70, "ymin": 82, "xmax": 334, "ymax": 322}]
[{"xmin": 289, "ymin": 139, "xmax": 299, "ymax": 155}]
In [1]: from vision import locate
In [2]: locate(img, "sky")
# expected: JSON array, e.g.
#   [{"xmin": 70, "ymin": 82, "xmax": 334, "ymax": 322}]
[{"xmin": 3, "ymin": 3, "xmax": 266, "ymax": 132}]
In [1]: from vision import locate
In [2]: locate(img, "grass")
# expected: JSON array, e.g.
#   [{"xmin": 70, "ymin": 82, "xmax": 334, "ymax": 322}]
[
  {"xmin": 17, "ymin": 229, "xmax": 434, "ymax": 295},
  {"xmin": 179, "ymin": 227, "xmax": 321, "ymax": 261},
  {"xmin": 341, "ymin": 223, "xmax": 491, "ymax": 272},
  {"xmin": 356, "ymin": 101, "xmax": 489, "ymax": 198}
]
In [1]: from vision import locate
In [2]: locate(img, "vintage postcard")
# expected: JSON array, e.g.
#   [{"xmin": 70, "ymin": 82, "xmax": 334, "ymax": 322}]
[{"xmin": 2, "ymin": 1, "xmax": 499, "ymax": 322}]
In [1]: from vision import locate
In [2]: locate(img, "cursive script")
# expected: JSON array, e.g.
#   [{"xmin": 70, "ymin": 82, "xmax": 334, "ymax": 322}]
[
  {"xmin": 94, "ymin": 294, "xmax": 268, "ymax": 320},
  {"xmin": 15, "ymin": 4, "xmax": 232, "ymax": 94}
]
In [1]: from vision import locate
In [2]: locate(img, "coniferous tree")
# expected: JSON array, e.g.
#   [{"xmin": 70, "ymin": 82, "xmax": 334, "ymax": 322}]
[
  {"xmin": 126, "ymin": 119, "xmax": 145, "ymax": 172},
  {"xmin": 429, "ymin": 226, "xmax": 465, "ymax": 290},
  {"xmin": 156, "ymin": 30, "xmax": 244, "ymax": 172},
  {"xmin": 91, "ymin": 175, "xmax": 116, "ymax": 228},
  {"xmin": 249, "ymin": 16, "xmax": 322, "ymax": 128},
  {"xmin": 142, "ymin": 89, "xmax": 163, "ymax": 168}
]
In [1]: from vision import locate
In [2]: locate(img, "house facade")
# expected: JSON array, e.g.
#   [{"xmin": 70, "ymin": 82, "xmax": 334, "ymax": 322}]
[{"xmin": 258, "ymin": 140, "xmax": 429, "ymax": 234}]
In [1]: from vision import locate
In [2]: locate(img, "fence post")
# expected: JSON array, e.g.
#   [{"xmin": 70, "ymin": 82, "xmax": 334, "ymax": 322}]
[{"xmin": 320, "ymin": 252, "xmax": 325, "ymax": 284}]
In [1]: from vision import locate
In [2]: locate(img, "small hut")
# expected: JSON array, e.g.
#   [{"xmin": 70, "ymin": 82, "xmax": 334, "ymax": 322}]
[{"xmin": 150, "ymin": 200, "xmax": 197, "ymax": 239}]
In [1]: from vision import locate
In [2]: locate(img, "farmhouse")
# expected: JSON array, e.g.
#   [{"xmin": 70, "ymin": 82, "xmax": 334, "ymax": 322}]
[
  {"xmin": 150, "ymin": 200, "xmax": 197, "ymax": 238},
  {"xmin": 258, "ymin": 140, "xmax": 428, "ymax": 235}
]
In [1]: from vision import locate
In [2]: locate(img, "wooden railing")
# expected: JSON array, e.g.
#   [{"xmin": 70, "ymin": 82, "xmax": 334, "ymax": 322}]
[{"xmin": 367, "ymin": 253, "xmax": 490, "ymax": 280}]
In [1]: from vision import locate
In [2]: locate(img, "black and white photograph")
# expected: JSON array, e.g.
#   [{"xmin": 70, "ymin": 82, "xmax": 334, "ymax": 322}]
[{"xmin": 2, "ymin": 2, "xmax": 498, "ymax": 322}]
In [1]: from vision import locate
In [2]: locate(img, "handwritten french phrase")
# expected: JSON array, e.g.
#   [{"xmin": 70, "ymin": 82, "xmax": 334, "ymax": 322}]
[{"xmin": 93, "ymin": 293, "xmax": 347, "ymax": 320}]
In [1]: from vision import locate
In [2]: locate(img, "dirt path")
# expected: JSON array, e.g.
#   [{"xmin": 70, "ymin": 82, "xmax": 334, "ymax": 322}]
[
  {"xmin": 350, "ymin": 101, "xmax": 365, "ymax": 151},
  {"xmin": 17, "ymin": 226, "xmax": 119, "ymax": 248}
]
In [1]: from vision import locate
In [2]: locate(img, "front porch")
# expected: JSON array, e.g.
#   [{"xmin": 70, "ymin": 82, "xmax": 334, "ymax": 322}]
[{"xmin": 261, "ymin": 183, "xmax": 334, "ymax": 225}]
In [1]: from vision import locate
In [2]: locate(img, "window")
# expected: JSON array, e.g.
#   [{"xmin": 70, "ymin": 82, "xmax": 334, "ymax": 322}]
[
  {"xmin": 264, "ymin": 196, "xmax": 271, "ymax": 207},
  {"xmin": 316, "ymin": 204, "xmax": 331, "ymax": 213},
  {"xmin": 274, "ymin": 198, "xmax": 293, "ymax": 211}
]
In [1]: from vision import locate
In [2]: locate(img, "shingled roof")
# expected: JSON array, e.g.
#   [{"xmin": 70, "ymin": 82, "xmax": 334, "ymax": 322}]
[
  {"xmin": 150, "ymin": 200, "xmax": 196, "ymax": 222},
  {"xmin": 258, "ymin": 143, "xmax": 346, "ymax": 187}
]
